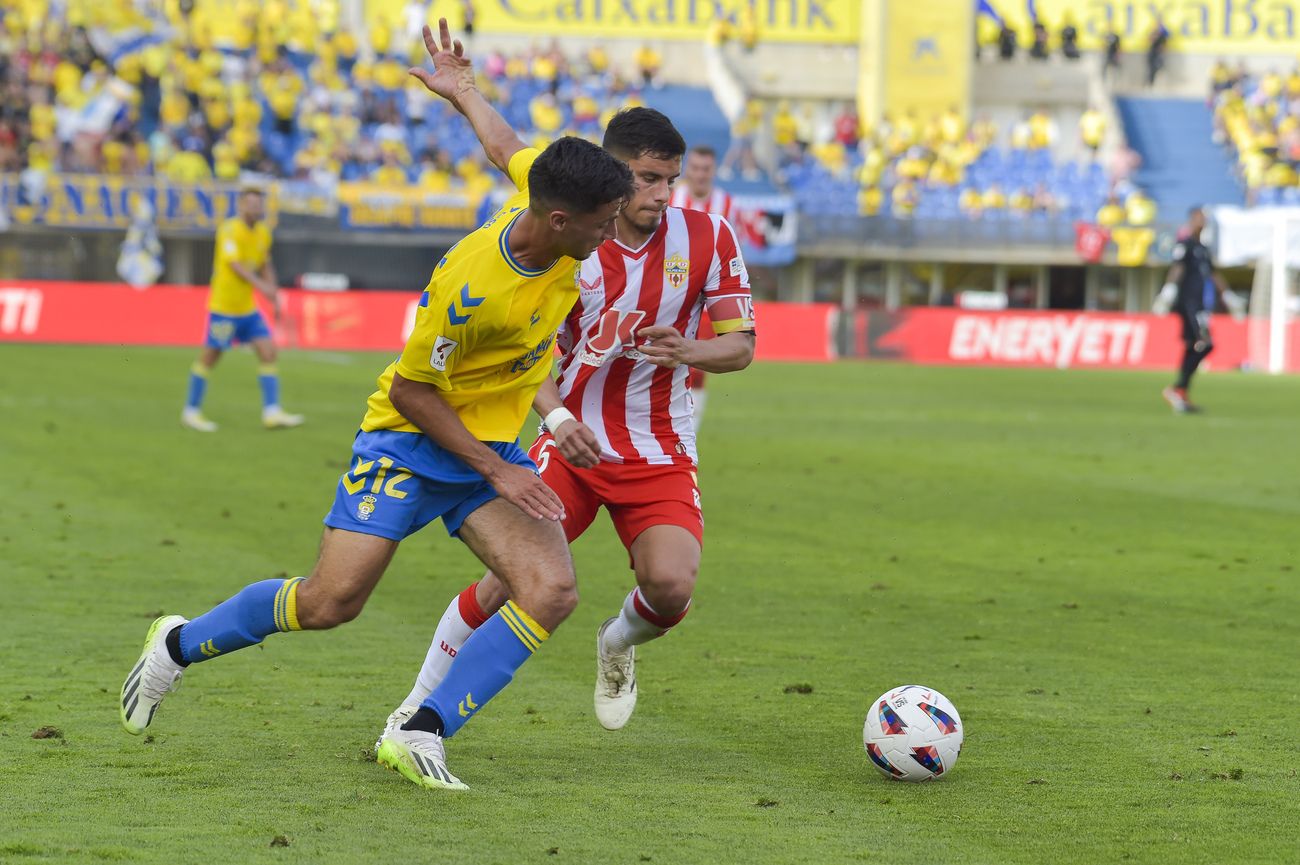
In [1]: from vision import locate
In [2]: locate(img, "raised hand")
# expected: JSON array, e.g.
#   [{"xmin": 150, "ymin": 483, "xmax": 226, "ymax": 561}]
[{"xmin": 408, "ymin": 19, "xmax": 475, "ymax": 107}]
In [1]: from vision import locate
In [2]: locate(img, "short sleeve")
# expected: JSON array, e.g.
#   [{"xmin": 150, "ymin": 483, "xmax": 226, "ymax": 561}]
[
  {"xmin": 394, "ymin": 287, "xmax": 476, "ymax": 390},
  {"xmin": 704, "ymin": 217, "xmax": 757, "ymax": 335},
  {"xmin": 507, "ymin": 147, "xmax": 541, "ymax": 193},
  {"xmin": 217, "ymin": 222, "xmax": 238, "ymax": 259}
]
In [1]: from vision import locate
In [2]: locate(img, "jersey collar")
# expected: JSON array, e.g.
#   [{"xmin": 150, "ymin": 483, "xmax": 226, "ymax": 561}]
[
  {"xmin": 499, "ymin": 209, "xmax": 558, "ymax": 278},
  {"xmin": 609, "ymin": 214, "xmax": 668, "ymax": 260}
]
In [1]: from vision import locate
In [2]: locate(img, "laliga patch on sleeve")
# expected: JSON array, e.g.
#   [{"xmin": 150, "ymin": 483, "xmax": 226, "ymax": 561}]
[
  {"xmin": 430, "ymin": 336, "xmax": 459, "ymax": 371},
  {"xmin": 729, "ymin": 257, "xmax": 746, "ymax": 279},
  {"xmin": 223, "ymin": 239, "xmax": 238, "ymax": 256}
]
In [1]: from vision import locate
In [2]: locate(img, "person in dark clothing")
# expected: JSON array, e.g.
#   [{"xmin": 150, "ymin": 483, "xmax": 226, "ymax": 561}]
[
  {"xmin": 1030, "ymin": 20, "xmax": 1049, "ymax": 59},
  {"xmin": 1147, "ymin": 19, "xmax": 1170, "ymax": 87},
  {"xmin": 1061, "ymin": 18, "xmax": 1080, "ymax": 59},
  {"xmin": 1103, "ymin": 26, "xmax": 1121, "ymax": 80},
  {"xmin": 1154, "ymin": 208, "xmax": 1246, "ymax": 413},
  {"xmin": 998, "ymin": 22, "xmax": 1018, "ymax": 60}
]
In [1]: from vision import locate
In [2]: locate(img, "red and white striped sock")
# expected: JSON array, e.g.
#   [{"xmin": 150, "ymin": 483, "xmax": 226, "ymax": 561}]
[
  {"xmin": 602, "ymin": 587, "xmax": 690, "ymax": 654},
  {"xmin": 403, "ymin": 582, "xmax": 489, "ymax": 706}
]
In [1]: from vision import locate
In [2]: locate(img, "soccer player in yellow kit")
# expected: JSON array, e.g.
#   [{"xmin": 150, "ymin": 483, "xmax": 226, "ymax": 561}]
[
  {"xmin": 122, "ymin": 20, "xmax": 633, "ymax": 791},
  {"xmin": 182, "ymin": 184, "xmax": 304, "ymax": 432}
]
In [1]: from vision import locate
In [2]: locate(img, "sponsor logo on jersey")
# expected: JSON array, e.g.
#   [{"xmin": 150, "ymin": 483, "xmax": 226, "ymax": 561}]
[
  {"xmin": 430, "ymin": 336, "xmax": 458, "ymax": 371},
  {"xmin": 664, "ymin": 253, "xmax": 689, "ymax": 288},
  {"xmin": 356, "ymin": 494, "xmax": 378, "ymax": 521},
  {"xmin": 509, "ymin": 333, "xmax": 556, "ymax": 373},
  {"xmin": 579, "ymin": 274, "xmax": 603, "ymax": 295},
  {"xmin": 578, "ymin": 309, "xmax": 646, "ymax": 366}
]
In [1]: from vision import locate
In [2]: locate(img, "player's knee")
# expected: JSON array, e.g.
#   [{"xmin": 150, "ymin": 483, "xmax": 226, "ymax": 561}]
[
  {"xmin": 513, "ymin": 571, "xmax": 579, "ymax": 626},
  {"xmin": 637, "ymin": 572, "xmax": 696, "ymax": 613},
  {"xmin": 637, "ymin": 565, "xmax": 697, "ymax": 617}
]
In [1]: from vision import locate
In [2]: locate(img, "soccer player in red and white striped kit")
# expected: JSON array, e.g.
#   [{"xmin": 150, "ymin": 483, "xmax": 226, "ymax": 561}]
[
  {"xmin": 670, "ymin": 144, "xmax": 737, "ymax": 430},
  {"xmin": 377, "ymin": 107, "xmax": 756, "ymax": 740}
]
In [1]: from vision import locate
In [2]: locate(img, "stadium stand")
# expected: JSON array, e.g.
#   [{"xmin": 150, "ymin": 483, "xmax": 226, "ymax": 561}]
[
  {"xmin": 0, "ymin": 4, "xmax": 675, "ymax": 195},
  {"xmin": 1117, "ymin": 94, "xmax": 1242, "ymax": 215},
  {"xmin": 780, "ymin": 104, "xmax": 1127, "ymax": 225},
  {"xmin": 1206, "ymin": 63, "xmax": 1300, "ymax": 207}
]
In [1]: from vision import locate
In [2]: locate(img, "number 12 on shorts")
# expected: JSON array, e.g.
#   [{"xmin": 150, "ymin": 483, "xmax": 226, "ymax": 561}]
[{"xmin": 342, "ymin": 456, "xmax": 412, "ymax": 499}]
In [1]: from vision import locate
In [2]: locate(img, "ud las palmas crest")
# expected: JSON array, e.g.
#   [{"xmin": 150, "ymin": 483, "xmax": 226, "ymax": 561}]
[{"xmin": 664, "ymin": 253, "xmax": 689, "ymax": 288}]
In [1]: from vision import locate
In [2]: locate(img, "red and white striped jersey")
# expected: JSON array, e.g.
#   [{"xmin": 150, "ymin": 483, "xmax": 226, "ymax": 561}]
[
  {"xmin": 670, "ymin": 185, "xmax": 736, "ymax": 223},
  {"xmin": 553, "ymin": 206, "xmax": 755, "ymax": 466}
]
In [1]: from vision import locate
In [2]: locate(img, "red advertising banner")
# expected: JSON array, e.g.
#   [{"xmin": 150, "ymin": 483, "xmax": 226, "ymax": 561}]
[
  {"xmin": 858, "ymin": 307, "xmax": 1298, "ymax": 371},
  {"xmin": 0, "ymin": 281, "xmax": 836, "ymax": 362}
]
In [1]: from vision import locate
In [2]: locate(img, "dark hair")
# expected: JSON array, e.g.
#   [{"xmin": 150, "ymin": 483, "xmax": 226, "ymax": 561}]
[
  {"xmin": 688, "ymin": 144, "xmax": 717, "ymax": 160},
  {"xmin": 602, "ymin": 108, "xmax": 687, "ymax": 162},
  {"xmin": 529, "ymin": 137, "xmax": 634, "ymax": 214}
]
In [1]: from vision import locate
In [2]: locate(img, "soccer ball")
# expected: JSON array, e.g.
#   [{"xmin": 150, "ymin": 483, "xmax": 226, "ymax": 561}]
[{"xmin": 863, "ymin": 685, "xmax": 963, "ymax": 782}]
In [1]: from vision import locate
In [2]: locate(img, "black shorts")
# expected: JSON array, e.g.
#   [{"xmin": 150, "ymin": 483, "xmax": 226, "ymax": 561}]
[{"xmin": 1180, "ymin": 310, "xmax": 1211, "ymax": 347}]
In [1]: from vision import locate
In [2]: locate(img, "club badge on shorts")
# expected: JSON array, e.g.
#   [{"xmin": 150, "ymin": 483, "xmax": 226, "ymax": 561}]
[{"xmin": 357, "ymin": 494, "xmax": 378, "ymax": 521}]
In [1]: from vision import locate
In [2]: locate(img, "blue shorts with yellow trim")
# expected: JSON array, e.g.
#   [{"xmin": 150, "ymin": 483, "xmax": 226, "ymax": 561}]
[
  {"xmin": 323, "ymin": 430, "xmax": 535, "ymax": 541},
  {"xmin": 205, "ymin": 311, "xmax": 272, "ymax": 350}
]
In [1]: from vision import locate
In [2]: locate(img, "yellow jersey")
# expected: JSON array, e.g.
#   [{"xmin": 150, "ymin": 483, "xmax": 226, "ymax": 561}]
[
  {"xmin": 361, "ymin": 149, "xmax": 580, "ymax": 443},
  {"xmin": 209, "ymin": 218, "xmax": 272, "ymax": 315}
]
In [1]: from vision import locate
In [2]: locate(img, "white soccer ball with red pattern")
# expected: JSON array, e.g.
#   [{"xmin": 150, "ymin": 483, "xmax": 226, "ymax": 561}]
[{"xmin": 863, "ymin": 685, "xmax": 963, "ymax": 782}]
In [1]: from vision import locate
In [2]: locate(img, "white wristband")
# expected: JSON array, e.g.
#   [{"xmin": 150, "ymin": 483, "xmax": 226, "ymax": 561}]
[{"xmin": 543, "ymin": 407, "xmax": 577, "ymax": 433}]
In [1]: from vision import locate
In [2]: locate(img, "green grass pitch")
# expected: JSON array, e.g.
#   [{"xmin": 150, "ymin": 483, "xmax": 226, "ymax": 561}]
[{"xmin": 2, "ymin": 344, "xmax": 1298, "ymax": 864}]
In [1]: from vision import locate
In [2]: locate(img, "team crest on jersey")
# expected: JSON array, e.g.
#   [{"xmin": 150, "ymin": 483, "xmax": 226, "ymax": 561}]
[
  {"xmin": 664, "ymin": 253, "xmax": 689, "ymax": 288},
  {"xmin": 356, "ymin": 495, "xmax": 378, "ymax": 521}
]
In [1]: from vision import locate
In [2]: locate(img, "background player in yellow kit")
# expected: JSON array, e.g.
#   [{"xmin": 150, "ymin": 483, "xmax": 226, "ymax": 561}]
[{"xmin": 181, "ymin": 184, "xmax": 304, "ymax": 432}]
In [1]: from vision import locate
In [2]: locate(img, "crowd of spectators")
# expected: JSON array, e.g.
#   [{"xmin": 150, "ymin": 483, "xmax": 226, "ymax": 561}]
[
  {"xmin": 774, "ymin": 100, "xmax": 1156, "ymax": 226},
  {"xmin": 0, "ymin": 0, "xmax": 661, "ymax": 200},
  {"xmin": 0, "ymin": 0, "xmax": 1163, "ymax": 230},
  {"xmin": 1209, "ymin": 60, "xmax": 1300, "ymax": 206}
]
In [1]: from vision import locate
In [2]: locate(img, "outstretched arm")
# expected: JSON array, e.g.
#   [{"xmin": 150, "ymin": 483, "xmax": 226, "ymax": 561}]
[
  {"xmin": 1214, "ymin": 272, "xmax": 1247, "ymax": 318},
  {"xmin": 408, "ymin": 19, "xmax": 525, "ymax": 175}
]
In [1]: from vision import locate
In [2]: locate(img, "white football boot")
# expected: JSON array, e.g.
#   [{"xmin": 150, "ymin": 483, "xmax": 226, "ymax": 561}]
[
  {"xmin": 594, "ymin": 617, "xmax": 637, "ymax": 731},
  {"xmin": 181, "ymin": 409, "xmax": 218, "ymax": 432},
  {"xmin": 375, "ymin": 704, "xmax": 419, "ymax": 754},
  {"xmin": 376, "ymin": 726, "xmax": 468, "ymax": 791},
  {"xmin": 120, "ymin": 615, "xmax": 188, "ymax": 734},
  {"xmin": 262, "ymin": 407, "xmax": 305, "ymax": 429}
]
